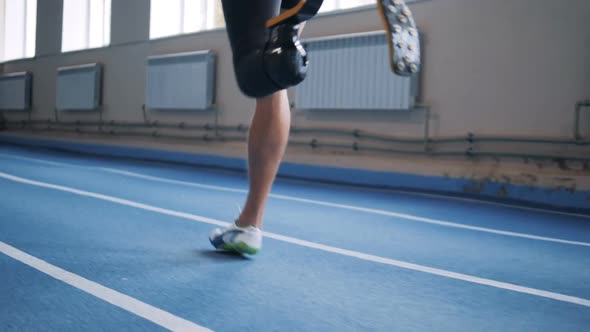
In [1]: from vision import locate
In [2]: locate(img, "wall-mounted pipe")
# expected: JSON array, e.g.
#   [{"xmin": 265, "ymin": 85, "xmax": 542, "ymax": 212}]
[
  {"xmin": 574, "ymin": 100, "xmax": 590, "ymax": 140},
  {"xmin": 9, "ymin": 117, "xmax": 578, "ymax": 146},
  {"xmin": 472, "ymin": 136, "xmax": 589, "ymax": 145},
  {"xmin": 6, "ymin": 119, "xmax": 590, "ymax": 147},
  {"xmin": 289, "ymin": 140, "xmax": 590, "ymax": 161},
  {"xmin": 423, "ymin": 106, "xmax": 431, "ymax": 152},
  {"xmin": 6, "ymin": 122, "xmax": 589, "ymax": 162},
  {"xmin": 23, "ymin": 126, "xmax": 247, "ymax": 143},
  {"xmin": 142, "ymin": 105, "xmax": 149, "ymax": 124},
  {"xmin": 98, "ymin": 109, "xmax": 104, "ymax": 133}
]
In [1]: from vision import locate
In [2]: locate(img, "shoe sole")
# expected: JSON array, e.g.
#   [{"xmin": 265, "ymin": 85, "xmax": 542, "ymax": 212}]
[
  {"xmin": 223, "ymin": 241, "xmax": 261, "ymax": 256},
  {"xmin": 377, "ymin": 0, "xmax": 421, "ymax": 76}
]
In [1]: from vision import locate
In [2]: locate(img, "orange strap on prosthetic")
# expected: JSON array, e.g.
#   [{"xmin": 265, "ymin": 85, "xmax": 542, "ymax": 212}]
[{"xmin": 266, "ymin": 0, "xmax": 323, "ymax": 28}]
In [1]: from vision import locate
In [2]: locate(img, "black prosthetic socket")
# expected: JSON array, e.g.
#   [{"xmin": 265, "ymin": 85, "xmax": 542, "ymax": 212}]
[
  {"xmin": 232, "ymin": 24, "xmax": 308, "ymax": 98},
  {"xmin": 263, "ymin": 24, "xmax": 308, "ymax": 90},
  {"xmin": 222, "ymin": 0, "xmax": 315, "ymax": 98},
  {"xmin": 233, "ymin": 50, "xmax": 279, "ymax": 99},
  {"xmin": 281, "ymin": 0, "xmax": 301, "ymax": 10}
]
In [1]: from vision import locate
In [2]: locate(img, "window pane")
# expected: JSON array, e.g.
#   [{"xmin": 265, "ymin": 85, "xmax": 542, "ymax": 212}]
[
  {"xmin": 0, "ymin": 0, "xmax": 4, "ymax": 61},
  {"xmin": 88, "ymin": 0, "xmax": 105, "ymax": 48},
  {"xmin": 339, "ymin": 0, "xmax": 373, "ymax": 10},
  {"xmin": 63, "ymin": 0, "xmax": 109, "ymax": 52},
  {"xmin": 183, "ymin": 0, "xmax": 206, "ymax": 33},
  {"xmin": 153, "ymin": 0, "xmax": 222, "ymax": 37},
  {"xmin": 319, "ymin": 0, "xmax": 338, "ymax": 13},
  {"xmin": 25, "ymin": 0, "xmax": 36, "ymax": 58},
  {"xmin": 103, "ymin": 0, "xmax": 111, "ymax": 46},
  {"xmin": 150, "ymin": 0, "xmax": 182, "ymax": 39},
  {"xmin": 319, "ymin": 0, "xmax": 373, "ymax": 13},
  {"xmin": 4, "ymin": 0, "xmax": 26, "ymax": 61},
  {"xmin": 62, "ymin": 0, "xmax": 89, "ymax": 52},
  {"xmin": 204, "ymin": 0, "xmax": 217, "ymax": 30},
  {"xmin": 213, "ymin": 0, "xmax": 224, "ymax": 28}
]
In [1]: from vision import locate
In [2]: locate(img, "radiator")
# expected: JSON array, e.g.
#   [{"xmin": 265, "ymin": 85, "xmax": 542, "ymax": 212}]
[
  {"xmin": 295, "ymin": 31, "xmax": 420, "ymax": 111},
  {"xmin": 56, "ymin": 63, "xmax": 103, "ymax": 111},
  {"xmin": 0, "ymin": 72, "xmax": 32, "ymax": 111},
  {"xmin": 146, "ymin": 50, "xmax": 216, "ymax": 111}
]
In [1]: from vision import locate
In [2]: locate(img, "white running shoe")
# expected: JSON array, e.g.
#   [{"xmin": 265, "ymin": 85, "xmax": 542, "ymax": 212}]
[{"xmin": 209, "ymin": 223, "xmax": 262, "ymax": 255}]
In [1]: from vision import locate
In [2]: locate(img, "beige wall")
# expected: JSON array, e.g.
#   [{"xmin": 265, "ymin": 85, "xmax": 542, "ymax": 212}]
[
  {"xmin": 1, "ymin": 0, "xmax": 590, "ymax": 190},
  {"xmin": 5, "ymin": 0, "xmax": 589, "ymax": 133}
]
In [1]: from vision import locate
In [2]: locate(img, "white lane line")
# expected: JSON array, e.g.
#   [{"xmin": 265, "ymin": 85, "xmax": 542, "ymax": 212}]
[
  {"xmin": 100, "ymin": 169, "xmax": 590, "ymax": 247},
  {"xmin": 101, "ymin": 168, "xmax": 248, "ymax": 193},
  {"xmin": 0, "ymin": 153, "xmax": 74, "ymax": 167},
  {"xmin": 284, "ymin": 176, "xmax": 590, "ymax": 220},
  {"xmin": 1, "ymin": 152, "xmax": 589, "ymax": 220},
  {"xmin": 1, "ymin": 171, "xmax": 590, "ymax": 308},
  {"xmin": 3, "ymin": 152, "xmax": 590, "ymax": 248},
  {"xmin": 0, "ymin": 241, "xmax": 211, "ymax": 332}
]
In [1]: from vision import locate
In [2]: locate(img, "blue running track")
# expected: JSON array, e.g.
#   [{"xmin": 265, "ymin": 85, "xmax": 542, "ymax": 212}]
[{"xmin": 1, "ymin": 144, "xmax": 589, "ymax": 331}]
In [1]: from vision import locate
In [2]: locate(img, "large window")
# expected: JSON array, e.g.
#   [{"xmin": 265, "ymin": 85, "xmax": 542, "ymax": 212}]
[
  {"xmin": 150, "ymin": 0, "xmax": 224, "ymax": 39},
  {"xmin": 0, "ymin": 0, "xmax": 36, "ymax": 62},
  {"xmin": 319, "ymin": 0, "xmax": 375, "ymax": 13},
  {"xmin": 62, "ymin": 0, "xmax": 111, "ymax": 52},
  {"xmin": 149, "ymin": 0, "xmax": 376, "ymax": 40}
]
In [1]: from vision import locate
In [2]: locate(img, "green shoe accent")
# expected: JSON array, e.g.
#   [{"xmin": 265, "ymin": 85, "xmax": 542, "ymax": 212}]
[
  {"xmin": 235, "ymin": 241, "xmax": 260, "ymax": 255},
  {"xmin": 222, "ymin": 242, "xmax": 260, "ymax": 255},
  {"xmin": 223, "ymin": 243, "xmax": 237, "ymax": 252}
]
